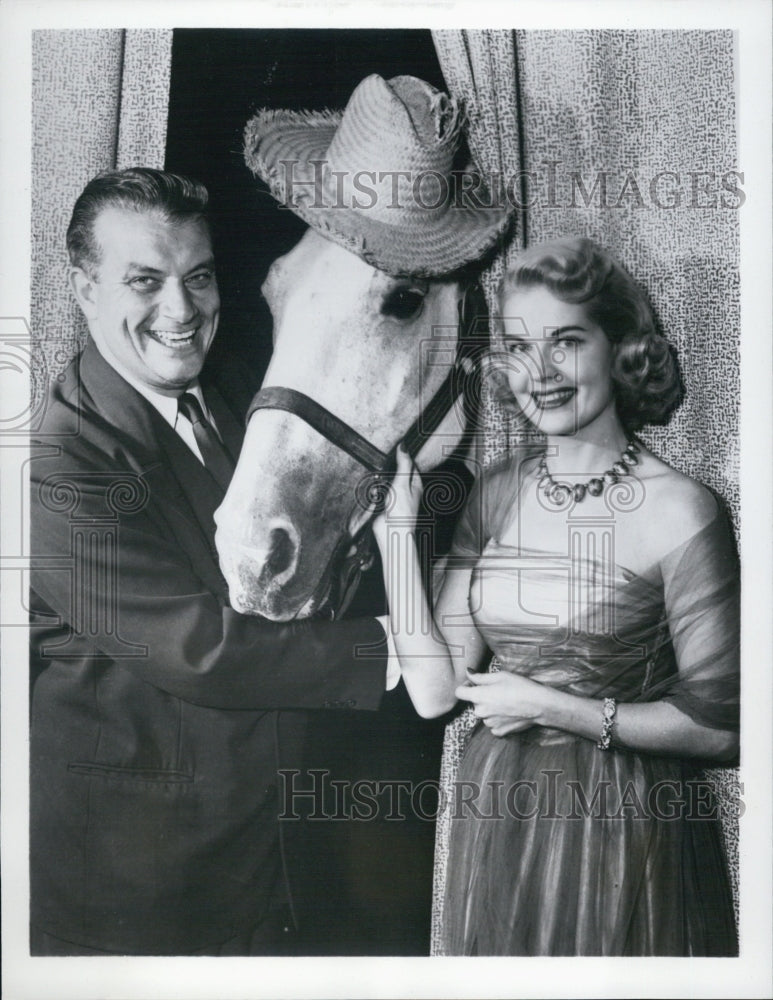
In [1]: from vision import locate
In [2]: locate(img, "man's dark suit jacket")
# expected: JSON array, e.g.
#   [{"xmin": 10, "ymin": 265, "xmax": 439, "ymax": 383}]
[{"xmin": 29, "ymin": 339, "xmax": 388, "ymax": 954}]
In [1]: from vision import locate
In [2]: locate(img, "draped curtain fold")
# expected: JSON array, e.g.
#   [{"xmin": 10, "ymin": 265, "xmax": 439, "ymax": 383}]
[
  {"xmin": 431, "ymin": 27, "xmax": 740, "ymax": 952},
  {"xmin": 433, "ymin": 30, "xmax": 529, "ymax": 466},
  {"xmin": 31, "ymin": 29, "xmax": 173, "ymax": 391}
]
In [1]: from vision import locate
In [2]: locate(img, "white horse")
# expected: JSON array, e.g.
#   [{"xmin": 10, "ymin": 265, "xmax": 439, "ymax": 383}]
[
  {"xmin": 214, "ymin": 73, "xmax": 508, "ymax": 621},
  {"xmin": 214, "ymin": 227, "xmax": 480, "ymax": 621}
]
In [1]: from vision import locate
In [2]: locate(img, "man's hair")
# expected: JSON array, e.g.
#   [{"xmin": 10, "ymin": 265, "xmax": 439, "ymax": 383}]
[
  {"xmin": 67, "ymin": 167, "xmax": 211, "ymax": 277},
  {"xmin": 492, "ymin": 236, "xmax": 683, "ymax": 432}
]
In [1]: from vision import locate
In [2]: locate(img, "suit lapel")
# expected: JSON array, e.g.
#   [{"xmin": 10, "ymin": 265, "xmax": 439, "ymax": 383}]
[{"xmin": 79, "ymin": 341, "xmax": 243, "ymax": 597}]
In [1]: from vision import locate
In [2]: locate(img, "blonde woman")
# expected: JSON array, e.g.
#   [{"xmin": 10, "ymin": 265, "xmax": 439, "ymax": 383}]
[{"xmin": 373, "ymin": 237, "xmax": 739, "ymax": 956}]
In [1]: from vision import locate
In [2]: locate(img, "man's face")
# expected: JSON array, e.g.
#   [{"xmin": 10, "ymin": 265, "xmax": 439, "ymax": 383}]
[{"xmin": 72, "ymin": 206, "xmax": 220, "ymax": 395}]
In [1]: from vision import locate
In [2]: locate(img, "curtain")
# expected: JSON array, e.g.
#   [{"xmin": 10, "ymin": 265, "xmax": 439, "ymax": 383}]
[
  {"xmin": 432, "ymin": 30, "xmax": 528, "ymax": 466},
  {"xmin": 31, "ymin": 29, "xmax": 173, "ymax": 395},
  {"xmin": 431, "ymin": 28, "xmax": 741, "ymax": 951}
]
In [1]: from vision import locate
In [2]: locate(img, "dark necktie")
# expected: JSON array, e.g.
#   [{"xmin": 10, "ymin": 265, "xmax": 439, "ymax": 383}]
[{"xmin": 177, "ymin": 392, "xmax": 235, "ymax": 491}]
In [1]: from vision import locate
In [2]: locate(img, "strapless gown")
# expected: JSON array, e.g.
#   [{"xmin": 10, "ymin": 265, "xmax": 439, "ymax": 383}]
[{"xmin": 437, "ymin": 459, "xmax": 739, "ymax": 956}]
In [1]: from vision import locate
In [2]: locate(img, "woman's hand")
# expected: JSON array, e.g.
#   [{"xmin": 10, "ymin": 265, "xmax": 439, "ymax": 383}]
[
  {"xmin": 456, "ymin": 671, "xmax": 556, "ymax": 736},
  {"xmin": 372, "ymin": 445, "xmax": 423, "ymax": 547},
  {"xmin": 474, "ymin": 715, "xmax": 535, "ymax": 738}
]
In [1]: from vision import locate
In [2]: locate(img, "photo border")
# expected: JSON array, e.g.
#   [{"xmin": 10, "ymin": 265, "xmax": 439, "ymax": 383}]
[{"xmin": 2, "ymin": 2, "xmax": 770, "ymax": 998}]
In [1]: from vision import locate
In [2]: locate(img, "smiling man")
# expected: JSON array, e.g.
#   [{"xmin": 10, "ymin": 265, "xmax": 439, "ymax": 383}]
[
  {"xmin": 69, "ymin": 201, "xmax": 220, "ymax": 392},
  {"xmin": 29, "ymin": 168, "xmax": 394, "ymax": 955}
]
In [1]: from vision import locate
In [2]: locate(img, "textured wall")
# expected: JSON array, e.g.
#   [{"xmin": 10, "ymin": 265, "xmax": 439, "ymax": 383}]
[
  {"xmin": 117, "ymin": 30, "xmax": 174, "ymax": 170},
  {"xmin": 32, "ymin": 30, "xmax": 123, "ymax": 386},
  {"xmin": 31, "ymin": 29, "xmax": 172, "ymax": 392}
]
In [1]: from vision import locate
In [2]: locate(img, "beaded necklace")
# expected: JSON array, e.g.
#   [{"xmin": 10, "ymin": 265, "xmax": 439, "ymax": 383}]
[{"xmin": 536, "ymin": 440, "xmax": 640, "ymax": 505}]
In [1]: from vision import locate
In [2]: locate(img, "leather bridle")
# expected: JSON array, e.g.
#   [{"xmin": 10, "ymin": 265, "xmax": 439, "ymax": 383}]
[
  {"xmin": 243, "ymin": 285, "xmax": 488, "ymax": 616},
  {"xmin": 246, "ymin": 362, "xmax": 462, "ymax": 485},
  {"xmin": 247, "ymin": 286, "xmax": 486, "ymax": 477}
]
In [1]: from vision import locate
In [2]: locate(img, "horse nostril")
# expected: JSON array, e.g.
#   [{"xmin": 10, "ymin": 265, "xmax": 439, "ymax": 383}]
[{"xmin": 266, "ymin": 526, "xmax": 296, "ymax": 577}]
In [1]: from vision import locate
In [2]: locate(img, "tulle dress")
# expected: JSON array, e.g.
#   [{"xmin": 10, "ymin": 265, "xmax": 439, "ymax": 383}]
[{"xmin": 438, "ymin": 453, "xmax": 739, "ymax": 956}]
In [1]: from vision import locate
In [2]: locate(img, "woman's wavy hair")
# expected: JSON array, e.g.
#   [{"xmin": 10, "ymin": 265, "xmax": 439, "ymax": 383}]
[{"xmin": 491, "ymin": 236, "xmax": 683, "ymax": 432}]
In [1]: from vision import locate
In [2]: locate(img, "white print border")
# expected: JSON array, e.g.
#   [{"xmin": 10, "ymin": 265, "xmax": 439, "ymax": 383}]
[{"xmin": 1, "ymin": 4, "xmax": 770, "ymax": 1000}]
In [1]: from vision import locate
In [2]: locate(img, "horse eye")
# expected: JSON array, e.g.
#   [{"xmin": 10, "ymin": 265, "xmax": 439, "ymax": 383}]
[{"xmin": 381, "ymin": 287, "xmax": 426, "ymax": 321}]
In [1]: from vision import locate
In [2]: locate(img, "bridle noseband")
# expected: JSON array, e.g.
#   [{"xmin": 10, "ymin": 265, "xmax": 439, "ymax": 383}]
[
  {"xmin": 246, "ymin": 364, "xmax": 461, "ymax": 482},
  {"xmin": 243, "ymin": 284, "xmax": 488, "ymax": 616},
  {"xmin": 246, "ymin": 285, "xmax": 487, "ymax": 480}
]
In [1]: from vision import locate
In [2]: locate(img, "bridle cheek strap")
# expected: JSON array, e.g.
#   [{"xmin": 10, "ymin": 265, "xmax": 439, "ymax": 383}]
[
  {"xmin": 246, "ymin": 367, "xmax": 460, "ymax": 478},
  {"xmin": 242, "ymin": 279, "xmax": 488, "ymax": 618},
  {"xmin": 245, "ymin": 282, "xmax": 486, "ymax": 477},
  {"xmin": 247, "ymin": 386, "xmax": 391, "ymax": 473}
]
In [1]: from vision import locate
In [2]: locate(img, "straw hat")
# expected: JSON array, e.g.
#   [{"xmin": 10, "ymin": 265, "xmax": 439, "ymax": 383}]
[{"xmin": 244, "ymin": 74, "xmax": 512, "ymax": 277}]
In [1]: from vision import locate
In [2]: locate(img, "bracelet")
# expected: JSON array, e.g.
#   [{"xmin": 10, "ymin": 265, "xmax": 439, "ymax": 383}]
[{"xmin": 597, "ymin": 697, "xmax": 617, "ymax": 750}]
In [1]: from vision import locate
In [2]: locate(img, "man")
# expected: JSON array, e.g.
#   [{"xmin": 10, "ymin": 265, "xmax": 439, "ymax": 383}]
[{"xmin": 29, "ymin": 167, "xmax": 393, "ymax": 955}]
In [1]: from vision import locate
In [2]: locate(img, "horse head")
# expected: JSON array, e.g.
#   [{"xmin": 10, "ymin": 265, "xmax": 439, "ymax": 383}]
[
  {"xmin": 214, "ymin": 74, "xmax": 509, "ymax": 620},
  {"xmin": 215, "ymin": 229, "xmax": 484, "ymax": 619}
]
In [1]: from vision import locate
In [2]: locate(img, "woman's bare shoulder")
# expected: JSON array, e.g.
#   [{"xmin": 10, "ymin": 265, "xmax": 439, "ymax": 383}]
[{"xmin": 635, "ymin": 446, "xmax": 720, "ymax": 551}]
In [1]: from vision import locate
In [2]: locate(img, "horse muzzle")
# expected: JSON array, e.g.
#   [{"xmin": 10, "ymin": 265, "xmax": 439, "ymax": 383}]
[
  {"xmin": 214, "ymin": 518, "xmax": 303, "ymax": 618},
  {"xmin": 213, "ymin": 411, "xmax": 368, "ymax": 620}
]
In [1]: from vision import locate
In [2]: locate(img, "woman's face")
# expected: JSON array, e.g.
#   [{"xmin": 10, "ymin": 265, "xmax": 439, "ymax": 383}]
[{"xmin": 500, "ymin": 284, "xmax": 616, "ymax": 436}]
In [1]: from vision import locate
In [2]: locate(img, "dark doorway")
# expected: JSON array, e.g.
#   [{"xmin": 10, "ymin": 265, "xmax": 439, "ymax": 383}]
[
  {"xmin": 165, "ymin": 29, "xmax": 446, "ymax": 381},
  {"xmin": 164, "ymin": 29, "xmax": 452, "ymax": 956}
]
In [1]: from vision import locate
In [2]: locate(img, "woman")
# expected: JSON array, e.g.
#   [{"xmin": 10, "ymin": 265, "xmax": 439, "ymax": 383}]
[{"xmin": 372, "ymin": 236, "xmax": 739, "ymax": 956}]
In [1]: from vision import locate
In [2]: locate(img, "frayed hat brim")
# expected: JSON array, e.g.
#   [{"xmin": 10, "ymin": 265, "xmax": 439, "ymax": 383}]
[{"xmin": 243, "ymin": 80, "xmax": 513, "ymax": 277}]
